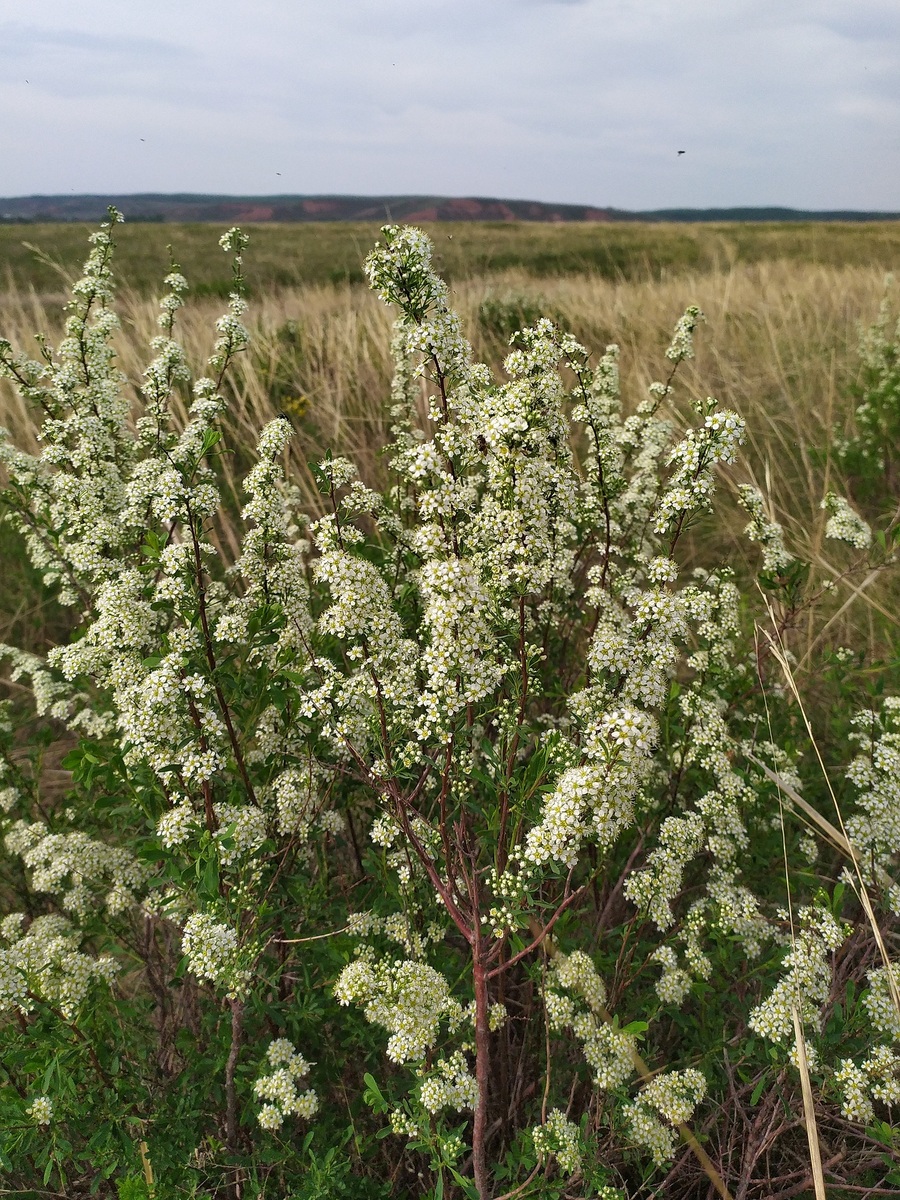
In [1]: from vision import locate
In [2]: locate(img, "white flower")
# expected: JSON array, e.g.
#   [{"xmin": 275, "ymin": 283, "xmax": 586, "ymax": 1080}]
[
  {"xmin": 821, "ymin": 492, "xmax": 871, "ymax": 549},
  {"xmin": 182, "ymin": 913, "xmax": 250, "ymax": 997},
  {"xmin": 26, "ymin": 1095, "xmax": 53, "ymax": 1125},
  {"xmin": 532, "ymin": 1109, "xmax": 582, "ymax": 1176},
  {"xmin": 255, "ymin": 1039, "xmax": 317, "ymax": 1129},
  {"xmin": 334, "ymin": 956, "xmax": 453, "ymax": 1063}
]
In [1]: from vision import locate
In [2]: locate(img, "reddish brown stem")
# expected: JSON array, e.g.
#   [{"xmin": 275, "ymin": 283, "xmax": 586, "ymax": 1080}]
[
  {"xmin": 225, "ymin": 997, "xmax": 244, "ymax": 1154},
  {"xmin": 472, "ymin": 952, "xmax": 492, "ymax": 1199},
  {"xmin": 184, "ymin": 500, "xmax": 258, "ymax": 808}
]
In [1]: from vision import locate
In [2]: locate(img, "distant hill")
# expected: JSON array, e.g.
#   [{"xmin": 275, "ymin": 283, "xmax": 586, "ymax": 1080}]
[{"xmin": 0, "ymin": 194, "xmax": 898, "ymax": 224}]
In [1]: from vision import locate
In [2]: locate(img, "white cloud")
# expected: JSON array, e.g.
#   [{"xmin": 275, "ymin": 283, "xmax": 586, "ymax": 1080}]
[{"xmin": 0, "ymin": 0, "xmax": 897, "ymax": 208}]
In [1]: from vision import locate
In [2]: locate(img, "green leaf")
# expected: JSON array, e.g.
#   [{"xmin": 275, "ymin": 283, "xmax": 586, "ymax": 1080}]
[
  {"xmin": 198, "ymin": 855, "xmax": 220, "ymax": 900},
  {"xmin": 362, "ymin": 1072, "xmax": 387, "ymax": 1113},
  {"xmin": 750, "ymin": 1073, "xmax": 769, "ymax": 1106},
  {"xmin": 200, "ymin": 428, "xmax": 222, "ymax": 456},
  {"xmin": 448, "ymin": 1167, "xmax": 480, "ymax": 1199}
]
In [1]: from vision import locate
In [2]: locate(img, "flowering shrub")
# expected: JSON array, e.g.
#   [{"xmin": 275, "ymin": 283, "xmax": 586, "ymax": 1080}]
[
  {"xmin": 0, "ymin": 212, "xmax": 899, "ymax": 1198},
  {"xmin": 835, "ymin": 277, "xmax": 900, "ymax": 503}
]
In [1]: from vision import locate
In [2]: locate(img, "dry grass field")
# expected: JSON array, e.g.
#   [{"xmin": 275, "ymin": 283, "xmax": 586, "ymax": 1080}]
[{"xmin": 1, "ymin": 221, "xmax": 898, "ymax": 661}]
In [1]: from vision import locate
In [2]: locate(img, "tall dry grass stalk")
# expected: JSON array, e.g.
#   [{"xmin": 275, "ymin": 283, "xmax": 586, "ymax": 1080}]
[
  {"xmin": 0, "ymin": 258, "xmax": 883, "ymax": 470},
  {"xmin": 0, "ymin": 259, "xmax": 894, "ymax": 652}
]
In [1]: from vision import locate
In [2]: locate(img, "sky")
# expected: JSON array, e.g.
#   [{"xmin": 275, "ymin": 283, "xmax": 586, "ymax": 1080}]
[{"xmin": 0, "ymin": 0, "xmax": 898, "ymax": 210}]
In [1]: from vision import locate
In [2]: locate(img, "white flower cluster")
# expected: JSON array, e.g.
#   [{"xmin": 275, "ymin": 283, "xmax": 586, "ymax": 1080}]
[
  {"xmin": 665, "ymin": 305, "xmax": 704, "ymax": 362},
  {"xmin": 418, "ymin": 1050, "xmax": 477, "ymax": 1114},
  {"xmin": 551, "ymin": 949, "xmax": 607, "ymax": 1011},
  {"xmin": 614, "ymin": 407, "xmax": 673, "ymax": 549},
  {"xmin": 524, "ymin": 534, "xmax": 745, "ymax": 891},
  {"xmin": 624, "ymin": 812, "xmax": 704, "ymax": 932},
  {"xmin": 544, "ymin": 952, "xmax": 637, "ymax": 1091},
  {"xmin": 835, "ymin": 1046, "xmax": 900, "ymax": 1125},
  {"xmin": 863, "ymin": 963, "xmax": 900, "ymax": 1039},
  {"xmin": 638, "ymin": 1067, "xmax": 706, "ymax": 1126},
  {"xmin": 623, "ymin": 1100, "xmax": 677, "ymax": 1166},
  {"xmin": 625, "ymin": 1072, "xmax": 705, "ymax": 1168},
  {"xmin": 5, "ymin": 819, "xmax": 146, "ymax": 916},
  {"xmin": 821, "ymin": 492, "xmax": 872, "ymax": 549},
  {"xmin": 345, "ymin": 909, "xmax": 445, "ymax": 961},
  {"xmin": 213, "ymin": 803, "xmax": 268, "ymax": 866},
  {"xmin": 572, "ymin": 343, "xmax": 625, "ymax": 524},
  {"xmin": 748, "ymin": 904, "xmax": 847, "ymax": 1048},
  {"xmin": 0, "ymin": 645, "xmax": 103, "ymax": 735},
  {"xmin": 620, "ymin": 599, "xmax": 771, "ymax": 977},
  {"xmin": 834, "ymin": 287, "xmax": 900, "ymax": 473},
  {"xmin": 0, "ymin": 210, "xmax": 135, "ymax": 605},
  {"xmin": 220, "ymin": 417, "xmax": 311, "ymax": 656},
  {"xmin": 417, "ymin": 556, "xmax": 505, "ymax": 736},
  {"xmin": 181, "ymin": 912, "xmax": 251, "ymax": 998},
  {"xmin": 0, "ymin": 913, "xmax": 117, "ymax": 1019},
  {"xmin": 465, "ymin": 321, "xmax": 580, "ymax": 599},
  {"xmin": 651, "ymin": 946, "xmax": 693, "ymax": 1005},
  {"xmin": 309, "ymin": 504, "xmax": 419, "ymax": 748},
  {"xmin": 157, "ymin": 802, "xmax": 200, "ymax": 849},
  {"xmin": 844, "ymin": 701, "xmax": 900, "ymax": 902},
  {"xmin": 524, "ymin": 763, "xmax": 624, "ymax": 869},
  {"xmin": 737, "ymin": 485, "xmax": 793, "ymax": 572},
  {"xmin": 389, "ymin": 1107, "xmax": 422, "ymax": 1139},
  {"xmin": 653, "ymin": 409, "xmax": 745, "ymax": 534},
  {"xmin": 532, "ymin": 1109, "xmax": 582, "ymax": 1176},
  {"xmin": 26, "ymin": 1095, "xmax": 54, "ymax": 1125},
  {"xmin": 525, "ymin": 704, "xmax": 657, "ymax": 871},
  {"xmin": 0, "ymin": 223, "xmax": 281, "ymax": 956},
  {"xmin": 254, "ymin": 1038, "xmax": 318, "ymax": 1132},
  {"xmin": 334, "ymin": 953, "xmax": 456, "ymax": 1063},
  {"xmin": 267, "ymin": 766, "xmax": 316, "ymax": 838},
  {"xmin": 137, "ymin": 268, "xmax": 190, "ymax": 445},
  {"xmin": 366, "ymin": 225, "xmax": 471, "ymax": 388}
]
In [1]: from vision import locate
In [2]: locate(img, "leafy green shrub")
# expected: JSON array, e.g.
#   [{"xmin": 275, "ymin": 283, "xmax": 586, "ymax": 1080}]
[
  {"xmin": 477, "ymin": 293, "xmax": 562, "ymax": 342},
  {"xmin": 835, "ymin": 277, "xmax": 900, "ymax": 505},
  {"xmin": 0, "ymin": 213, "xmax": 898, "ymax": 1199}
]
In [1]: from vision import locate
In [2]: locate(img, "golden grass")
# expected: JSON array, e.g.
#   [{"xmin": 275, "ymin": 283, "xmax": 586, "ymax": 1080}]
[
  {"xmin": 1, "ymin": 255, "xmax": 896, "ymax": 659},
  {"xmin": 0, "ymin": 259, "xmax": 882, "ymax": 498}
]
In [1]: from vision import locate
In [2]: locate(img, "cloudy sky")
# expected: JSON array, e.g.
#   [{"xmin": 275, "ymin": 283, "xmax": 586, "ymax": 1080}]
[{"xmin": 1, "ymin": 0, "xmax": 898, "ymax": 209}]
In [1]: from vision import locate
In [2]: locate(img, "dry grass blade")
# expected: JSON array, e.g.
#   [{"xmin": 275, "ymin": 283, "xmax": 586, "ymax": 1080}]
[
  {"xmin": 138, "ymin": 1139, "xmax": 155, "ymax": 1198},
  {"xmin": 798, "ymin": 560, "xmax": 898, "ymax": 671},
  {"xmin": 759, "ymin": 604, "xmax": 900, "ymax": 1026},
  {"xmin": 791, "ymin": 1004, "xmax": 827, "ymax": 1200},
  {"xmin": 743, "ymin": 750, "xmax": 894, "ymax": 891},
  {"xmin": 761, "ymin": 650, "xmax": 827, "ymax": 1200}
]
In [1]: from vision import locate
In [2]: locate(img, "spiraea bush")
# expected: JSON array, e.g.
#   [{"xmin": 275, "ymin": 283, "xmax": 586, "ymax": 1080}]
[{"xmin": 0, "ymin": 211, "xmax": 899, "ymax": 1199}]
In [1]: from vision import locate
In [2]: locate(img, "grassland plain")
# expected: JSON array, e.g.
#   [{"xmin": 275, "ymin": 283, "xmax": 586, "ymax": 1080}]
[
  {"xmin": 2, "ymin": 218, "xmax": 900, "ymax": 293},
  {"xmin": 2, "ymin": 222, "xmax": 899, "ymax": 649},
  {"xmin": 2, "ymin": 219, "xmax": 900, "ymax": 1197}
]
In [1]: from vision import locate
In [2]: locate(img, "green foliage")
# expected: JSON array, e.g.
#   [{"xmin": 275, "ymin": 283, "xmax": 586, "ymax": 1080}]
[
  {"xmin": 836, "ymin": 278, "xmax": 900, "ymax": 507},
  {"xmin": 477, "ymin": 293, "xmax": 566, "ymax": 343}
]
